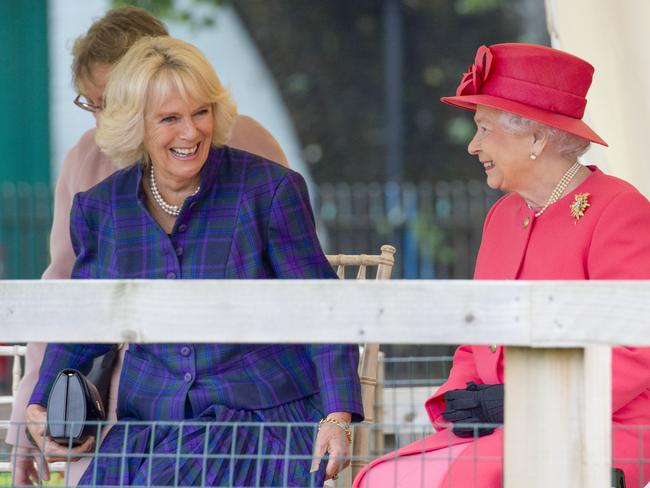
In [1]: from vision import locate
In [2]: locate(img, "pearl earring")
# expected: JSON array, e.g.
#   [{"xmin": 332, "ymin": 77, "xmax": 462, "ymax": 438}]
[{"xmin": 530, "ymin": 153, "xmax": 537, "ymax": 160}]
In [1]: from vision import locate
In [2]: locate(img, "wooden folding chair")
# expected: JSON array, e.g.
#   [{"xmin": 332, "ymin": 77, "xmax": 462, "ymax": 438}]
[{"xmin": 325, "ymin": 244, "xmax": 396, "ymax": 486}]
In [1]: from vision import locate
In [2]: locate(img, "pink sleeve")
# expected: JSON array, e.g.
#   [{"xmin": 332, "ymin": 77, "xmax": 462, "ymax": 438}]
[
  {"xmin": 6, "ymin": 343, "xmax": 47, "ymax": 447},
  {"xmin": 40, "ymin": 138, "xmax": 84, "ymax": 280},
  {"xmin": 228, "ymin": 115, "xmax": 289, "ymax": 168},
  {"xmin": 612, "ymin": 347, "xmax": 650, "ymax": 413},
  {"xmin": 7, "ymin": 130, "xmax": 115, "ymax": 447},
  {"xmin": 588, "ymin": 191, "xmax": 650, "ymax": 279},
  {"xmin": 587, "ymin": 191, "xmax": 650, "ymax": 412},
  {"xmin": 425, "ymin": 345, "xmax": 481, "ymax": 426},
  {"xmin": 6, "ymin": 137, "xmax": 84, "ymax": 446}
]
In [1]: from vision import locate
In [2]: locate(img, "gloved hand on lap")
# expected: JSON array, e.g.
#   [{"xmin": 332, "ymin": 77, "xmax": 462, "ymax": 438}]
[{"xmin": 442, "ymin": 382, "xmax": 504, "ymax": 438}]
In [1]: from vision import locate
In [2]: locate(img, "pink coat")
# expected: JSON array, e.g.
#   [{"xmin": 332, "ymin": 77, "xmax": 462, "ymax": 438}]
[
  {"xmin": 354, "ymin": 167, "xmax": 650, "ymax": 488},
  {"xmin": 7, "ymin": 115, "xmax": 288, "ymax": 485}
]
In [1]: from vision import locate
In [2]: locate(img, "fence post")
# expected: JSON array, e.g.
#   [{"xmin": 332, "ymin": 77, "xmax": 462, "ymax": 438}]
[{"xmin": 504, "ymin": 346, "xmax": 611, "ymax": 488}]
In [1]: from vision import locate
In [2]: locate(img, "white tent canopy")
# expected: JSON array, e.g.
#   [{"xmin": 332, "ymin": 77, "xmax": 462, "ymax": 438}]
[{"xmin": 546, "ymin": 0, "xmax": 650, "ymax": 197}]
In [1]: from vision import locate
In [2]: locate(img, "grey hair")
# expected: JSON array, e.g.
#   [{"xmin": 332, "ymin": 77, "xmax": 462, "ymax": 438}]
[{"xmin": 497, "ymin": 111, "xmax": 591, "ymax": 161}]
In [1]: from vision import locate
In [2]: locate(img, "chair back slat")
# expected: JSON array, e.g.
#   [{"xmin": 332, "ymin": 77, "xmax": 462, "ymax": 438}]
[
  {"xmin": 356, "ymin": 264, "xmax": 367, "ymax": 280},
  {"xmin": 0, "ymin": 345, "xmax": 26, "ymax": 408},
  {"xmin": 325, "ymin": 244, "xmax": 396, "ymax": 485},
  {"xmin": 12, "ymin": 345, "xmax": 22, "ymax": 396}
]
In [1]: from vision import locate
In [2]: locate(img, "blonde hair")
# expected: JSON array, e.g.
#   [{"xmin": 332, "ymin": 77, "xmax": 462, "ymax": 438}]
[
  {"xmin": 96, "ymin": 36, "xmax": 238, "ymax": 167},
  {"xmin": 72, "ymin": 6, "xmax": 168, "ymax": 91}
]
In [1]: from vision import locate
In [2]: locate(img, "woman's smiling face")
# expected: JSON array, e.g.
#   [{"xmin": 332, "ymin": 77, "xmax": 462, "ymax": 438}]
[
  {"xmin": 467, "ymin": 105, "xmax": 535, "ymax": 194},
  {"xmin": 143, "ymin": 86, "xmax": 213, "ymax": 183}
]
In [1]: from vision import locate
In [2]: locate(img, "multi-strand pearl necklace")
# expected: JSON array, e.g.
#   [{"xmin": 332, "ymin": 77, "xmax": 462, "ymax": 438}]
[
  {"xmin": 149, "ymin": 166, "xmax": 200, "ymax": 217},
  {"xmin": 528, "ymin": 161, "xmax": 581, "ymax": 218}
]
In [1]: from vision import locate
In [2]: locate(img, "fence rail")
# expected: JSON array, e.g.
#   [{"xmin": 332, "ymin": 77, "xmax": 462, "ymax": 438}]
[
  {"xmin": 1, "ymin": 280, "xmax": 647, "ymax": 345},
  {"xmin": 1, "ymin": 279, "xmax": 647, "ymax": 487}
]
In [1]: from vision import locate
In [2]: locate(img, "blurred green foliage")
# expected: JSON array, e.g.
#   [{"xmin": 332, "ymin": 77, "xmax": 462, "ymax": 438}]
[
  {"xmin": 0, "ymin": 472, "xmax": 65, "ymax": 486},
  {"xmin": 112, "ymin": 0, "xmax": 227, "ymax": 28},
  {"xmin": 454, "ymin": 0, "xmax": 504, "ymax": 15}
]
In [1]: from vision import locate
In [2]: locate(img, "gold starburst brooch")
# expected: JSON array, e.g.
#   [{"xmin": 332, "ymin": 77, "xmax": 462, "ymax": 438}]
[{"xmin": 570, "ymin": 192, "xmax": 590, "ymax": 223}]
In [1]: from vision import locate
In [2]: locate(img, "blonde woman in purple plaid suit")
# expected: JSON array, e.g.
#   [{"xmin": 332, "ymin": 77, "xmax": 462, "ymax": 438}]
[{"xmin": 25, "ymin": 36, "xmax": 363, "ymax": 487}]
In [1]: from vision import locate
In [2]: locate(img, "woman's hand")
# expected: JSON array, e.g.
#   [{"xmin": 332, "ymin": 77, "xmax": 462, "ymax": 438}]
[
  {"xmin": 12, "ymin": 446, "xmax": 48, "ymax": 486},
  {"xmin": 442, "ymin": 382, "xmax": 504, "ymax": 438},
  {"xmin": 310, "ymin": 412, "xmax": 352, "ymax": 481},
  {"xmin": 25, "ymin": 404, "xmax": 95, "ymax": 463}
]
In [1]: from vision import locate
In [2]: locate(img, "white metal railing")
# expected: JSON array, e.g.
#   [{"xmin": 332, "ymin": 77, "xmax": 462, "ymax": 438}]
[
  {"xmin": 0, "ymin": 346, "xmax": 27, "ymax": 475},
  {"xmin": 0, "ymin": 345, "xmax": 25, "ymax": 405},
  {"xmin": 1, "ymin": 279, "xmax": 649, "ymax": 488}
]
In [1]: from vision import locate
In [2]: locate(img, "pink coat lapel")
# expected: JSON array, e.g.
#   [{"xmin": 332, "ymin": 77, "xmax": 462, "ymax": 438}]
[
  {"xmin": 474, "ymin": 195, "xmax": 534, "ymax": 279},
  {"xmin": 472, "ymin": 345, "xmax": 503, "ymax": 384}
]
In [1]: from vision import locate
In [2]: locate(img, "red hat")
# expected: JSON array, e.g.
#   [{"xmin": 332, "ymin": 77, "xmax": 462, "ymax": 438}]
[{"xmin": 441, "ymin": 43, "xmax": 607, "ymax": 146}]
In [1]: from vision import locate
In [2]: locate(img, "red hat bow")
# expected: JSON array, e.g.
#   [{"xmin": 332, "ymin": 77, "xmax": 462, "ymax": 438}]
[
  {"xmin": 441, "ymin": 43, "xmax": 607, "ymax": 146},
  {"xmin": 456, "ymin": 45, "xmax": 493, "ymax": 96}
]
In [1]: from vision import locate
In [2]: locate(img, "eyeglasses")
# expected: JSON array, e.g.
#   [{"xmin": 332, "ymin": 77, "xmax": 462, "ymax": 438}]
[{"xmin": 74, "ymin": 94, "xmax": 102, "ymax": 113}]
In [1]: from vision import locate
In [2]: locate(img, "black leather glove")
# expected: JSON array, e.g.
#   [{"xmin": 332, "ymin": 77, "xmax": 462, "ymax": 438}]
[{"xmin": 442, "ymin": 382, "xmax": 504, "ymax": 438}]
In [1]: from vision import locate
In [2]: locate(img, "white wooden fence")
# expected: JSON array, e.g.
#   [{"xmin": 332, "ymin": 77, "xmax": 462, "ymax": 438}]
[{"xmin": 1, "ymin": 279, "xmax": 649, "ymax": 488}]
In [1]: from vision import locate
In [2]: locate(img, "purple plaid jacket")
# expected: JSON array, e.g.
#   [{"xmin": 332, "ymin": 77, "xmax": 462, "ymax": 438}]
[{"xmin": 30, "ymin": 146, "xmax": 363, "ymax": 422}]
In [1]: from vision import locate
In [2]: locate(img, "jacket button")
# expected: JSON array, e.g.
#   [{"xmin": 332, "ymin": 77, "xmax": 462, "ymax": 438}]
[
  {"xmin": 178, "ymin": 224, "xmax": 188, "ymax": 232},
  {"xmin": 184, "ymin": 372, "xmax": 192, "ymax": 382},
  {"xmin": 180, "ymin": 346, "xmax": 190, "ymax": 356},
  {"xmin": 166, "ymin": 272, "xmax": 176, "ymax": 279},
  {"xmin": 176, "ymin": 247, "xmax": 183, "ymax": 256},
  {"xmin": 523, "ymin": 217, "xmax": 530, "ymax": 228}
]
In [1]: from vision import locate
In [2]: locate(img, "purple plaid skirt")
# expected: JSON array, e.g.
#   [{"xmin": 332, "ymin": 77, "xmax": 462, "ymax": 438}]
[{"xmin": 78, "ymin": 396, "xmax": 326, "ymax": 487}]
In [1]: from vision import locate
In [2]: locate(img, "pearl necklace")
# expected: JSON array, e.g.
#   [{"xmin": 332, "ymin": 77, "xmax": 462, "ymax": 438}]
[
  {"xmin": 528, "ymin": 161, "xmax": 581, "ymax": 218},
  {"xmin": 149, "ymin": 166, "xmax": 200, "ymax": 217}
]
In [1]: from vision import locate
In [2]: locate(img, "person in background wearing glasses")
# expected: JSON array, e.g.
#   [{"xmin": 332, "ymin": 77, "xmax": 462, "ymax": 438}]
[{"xmin": 8, "ymin": 6, "xmax": 288, "ymax": 487}]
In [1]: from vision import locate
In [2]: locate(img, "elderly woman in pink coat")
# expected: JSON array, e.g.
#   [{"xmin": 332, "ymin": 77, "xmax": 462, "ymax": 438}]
[{"xmin": 354, "ymin": 43, "xmax": 650, "ymax": 488}]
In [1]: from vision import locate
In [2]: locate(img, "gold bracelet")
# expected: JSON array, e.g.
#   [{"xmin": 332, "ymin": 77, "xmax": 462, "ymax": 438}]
[{"xmin": 318, "ymin": 417, "xmax": 352, "ymax": 444}]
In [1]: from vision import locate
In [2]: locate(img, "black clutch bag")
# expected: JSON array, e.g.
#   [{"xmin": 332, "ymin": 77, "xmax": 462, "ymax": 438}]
[{"xmin": 47, "ymin": 369, "xmax": 106, "ymax": 445}]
